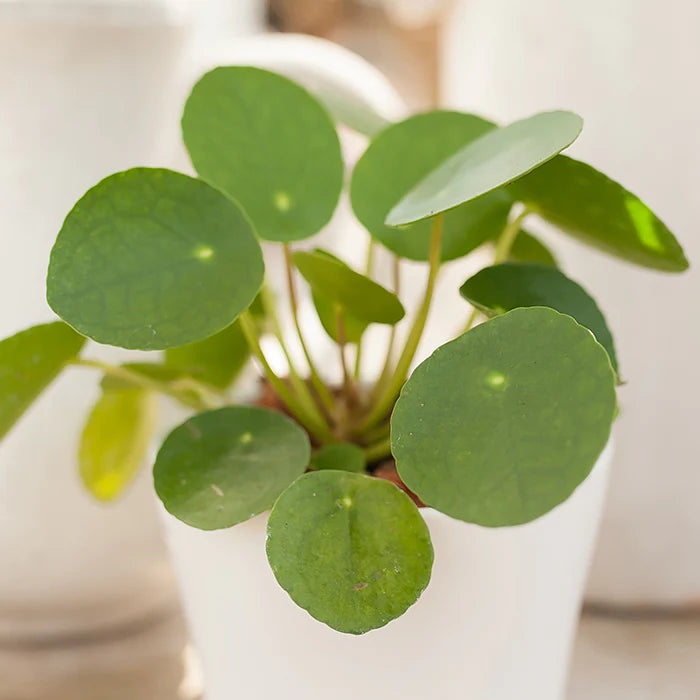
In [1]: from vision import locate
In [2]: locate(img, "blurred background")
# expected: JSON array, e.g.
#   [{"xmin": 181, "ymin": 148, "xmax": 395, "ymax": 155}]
[{"xmin": 1, "ymin": 0, "xmax": 698, "ymax": 698}]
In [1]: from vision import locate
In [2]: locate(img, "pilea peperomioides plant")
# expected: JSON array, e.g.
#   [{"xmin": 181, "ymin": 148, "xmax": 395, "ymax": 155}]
[{"xmin": 0, "ymin": 66, "xmax": 688, "ymax": 634}]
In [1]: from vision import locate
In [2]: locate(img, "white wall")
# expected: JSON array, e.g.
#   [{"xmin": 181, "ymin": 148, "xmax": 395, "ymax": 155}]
[{"xmin": 442, "ymin": 0, "xmax": 700, "ymax": 604}]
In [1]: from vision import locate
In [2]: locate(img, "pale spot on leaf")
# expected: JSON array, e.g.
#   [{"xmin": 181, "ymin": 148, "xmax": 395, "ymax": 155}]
[
  {"xmin": 193, "ymin": 245, "xmax": 214, "ymax": 260},
  {"xmin": 273, "ymin": 190, "xmax": 292, "ymax": 212},
  {"xmin": 486, "ymin": 370, "xmax": 508, "ymax": 390}
]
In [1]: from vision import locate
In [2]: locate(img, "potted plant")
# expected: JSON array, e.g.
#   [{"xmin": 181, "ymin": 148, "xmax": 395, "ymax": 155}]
[{"xmin": 0, "ymin": 60, "xmax": 687, "ymax": 699}]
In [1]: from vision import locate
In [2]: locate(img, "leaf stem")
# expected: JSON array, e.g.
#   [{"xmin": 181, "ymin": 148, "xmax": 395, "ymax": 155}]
[
  {"xmin": 493, "ymin": 207, "xmax": 532, "ymax": 264},
  {"xmin": 239, "ymin": 311, "xmax": 333, "ymax": 443},
  {"xmin": 369, "ymin": 254, "xmax": 401, "ymax": 402},
  {"xmin": 357, "ymin": 214, "xmax": 443, "ymax": 433},
  {"xmin": 353, "ymin": 238, "xmax": 377, "ymax": 380},
  {"xmin": 71, "ymin": 359, "xmax": 207, "ymax": 410},
  {"xmin": 261, "ymin": 283, "xmax": 333, "ymax": 426},
  {"xmin": 335, "ymin": 304, "xmax": 358, "ymax": 407},
  {"xmin": 461, "ymin": 207, "xmax": 532, "ymax": 335},
  {"xmin": 282, "ymin": 244, "xmax": 336, "ymax": 413},
  {"xmin": 363, "ymin": 435, "xmax": 392, "ymax": 463}
]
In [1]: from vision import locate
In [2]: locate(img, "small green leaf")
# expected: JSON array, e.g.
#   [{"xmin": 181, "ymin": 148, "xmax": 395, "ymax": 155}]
[
  {"xmin": 80, "ymin": 387, "xmax": 157, "ymax": 501},
  {"xmin": 312, "ymin": 292, "xmax": 368, "ymax": 345},
  {"xmin": 508, "ymin": 155, "xmax": 688, "ymax": 272},
  {"xmin": 508, "ymin": 230, "xmax": 558, "ymax": 267},
  {"xmin": 392, "ymin": 307, "xmax": 616, "ymax": 526},
  {"xmin": 387, "ymin": 111, "xmax": 583, "ymax": 227},
  {"xmin": 266, "ymin": 470, "xmax": 433, "ymax": 634},
  {"xmin": 310, "ymin": 443, "xmax": 367, "ymax": 473},
  {"xmin": 154, "ymin": 406, "xmax": 310, "ymax": 530},
  {"xmin": 293, "ymin": 249, "xmax": 404, "ymax": 325},
  {"xmin": 182, "ymin": 66, "xmax": 343, "ymax": 242},
  {"xmin": 351, "ymin": 110, "xmax": 512, "ymax": 261},
  {"xmin": 0, "ymin": 322, "xmax": 85, "ymax": 439},
  {"xmin": 460, "ymin": 263, "xmax": 618, "ymax": 372},
  {"xmin": 165, "ymin": 320, "xmax": 250, "ymax": 389},
  {"xmin": 47, "ymin": 168, "xmax": 264, "ymax": 350}
]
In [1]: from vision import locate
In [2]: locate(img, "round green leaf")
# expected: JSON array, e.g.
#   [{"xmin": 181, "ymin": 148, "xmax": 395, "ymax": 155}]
[
  {"xmin": 47, "ymin": 168, "xmax": 264, "ymax": 351},
  {"xmin": 310, "ymin": 443, "xmax": 367, "ymax": 473},
  {"xmin": 508, "ymin": 155, "xmax": 688, "ymax": 272},
  {"xmin": 0, "ymin": 322, "xmax": 85, "ymax": 440},
  {"xmin": 351, "ymin": 110, "xmax": 512, "ymax": 261},
  {"xmin": 182, "ymin": 66, "xmax": 343, "ymax": 242},
  {"xmin": 387, "ymin": 111, "xmax": 583, "ymax": 227},
  {"xmin": 392, "ymin": 307, "xmax": 616, "ymax": 526},
  {"xmin": 508, "ymin": 230, "xmax": 558, "ymax": 267},
  {"xmin": 165, "ymin": 320, "xmax": 250, "ymax": 389},
  {"xmin": 266, "ymin": 470, "xmax": 433, "ymax": 634},
  {"xmin": 460, "ymin": 263, "xmax": 618, "ymax": 372},
  {"xmin": 293, "ymin": 249, "xmax": 404, "ymax": 325},
  {"xmin": 154, "ymin": 406, "xmax": 310, "ymax": 530},
  {"xmin": 80, "ymin": 387, "xmax": 157, "ymax": 502}
]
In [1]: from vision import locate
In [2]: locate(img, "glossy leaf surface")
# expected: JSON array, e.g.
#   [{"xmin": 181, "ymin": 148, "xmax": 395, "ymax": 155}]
[
  {"xmin": 460, "ymin": 263, "xmax": 618, "ymax": 372},
  {"xmin": 267, "ymin": 470, "xmax": 433, "ymax": 634},
  {"xmin": 508, "ymin": 155, "xmax": 688, "ymax": 271},
  {"xmin": 387, "ymin": 111, "xmax": 583, "ymax": 226},
  {"xmin": 80, "ymin": 387, "xmax": 157, "ymax": 501},
  {"xmin": 182, "ymin": 66, "xmax": 343, "ymax": 242},
  {"xmin": 47, "ymin": 169, "xmax": 264, "ymax": 350},
  {"xmin": 351, "ymin": 111, "xmax": 511, "ymax": 261},
  {"xmin": 293, "ymin": 250, "xmax": 404, "ymax": 325},
  {"xmin": 154, "ymin": 406, "xmax": 310, "ymax": 530},
  {"xmin": 0, "ymin": 322, "xmax": 85, "ymax": 439},
  {"xmin": 392, "ymin": 307, "xmax": 616, "ymax": 526}
]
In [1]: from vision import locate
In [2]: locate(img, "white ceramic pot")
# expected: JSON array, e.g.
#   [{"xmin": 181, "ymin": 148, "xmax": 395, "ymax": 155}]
[
  {"xmin": 441, "ymin": 0, "xmax": 700, "ymax": 606},
  {"xmin": 161, "ymin": 442, "xmax": 613, "ymax": 700},
  {"xmin": 0, "ymin": 0, "xmax": 265, "ymax": 642}
]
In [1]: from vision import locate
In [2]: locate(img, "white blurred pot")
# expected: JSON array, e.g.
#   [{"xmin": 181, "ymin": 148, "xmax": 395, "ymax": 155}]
[
  {"xmin": 161, "ymin": 441, "xmax": 613, "ymax": 700},
  {"xmin": 442, "ymin": 0, "xmax": 700, "ymax": 606},
  {"xmin": 0, "ymin": 0, "xmax": 265, "ymax": 642}
]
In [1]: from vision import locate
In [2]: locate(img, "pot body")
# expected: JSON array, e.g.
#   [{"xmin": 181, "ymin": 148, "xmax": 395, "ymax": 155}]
[
  {"xmin": 0, "ymin": 0, "xmax": 265, "ymax": 642},
  {"xmin": 161, "ymin": 441, "xmax": 613, "ymax": 700},
  {"xmin": 441, "ymin": 0, "xmax": 700, "ymax": 606}
]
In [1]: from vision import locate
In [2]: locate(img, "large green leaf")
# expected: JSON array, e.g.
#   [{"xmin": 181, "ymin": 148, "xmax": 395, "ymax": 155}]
[
  {"xmin": 154, "ymin": 406, "xmax": 310, "ymax": 530},
  {"xmin": 460, "ymin": 263, "xmax": 618, "ymax": 372},
  {"xmin": 310, "ymin": 443, "xmax": 367, "ymax": 473},
  {"xmin": 182, "ymin": 66, "xmax": 343, "ymax": 242},
  {"xmin": 47, "ymin": 168, "xmax": 264, "ymax": 350},
  {"xmin": 350, "ymin": 110, "xmax": 512, "ymax": 261},
  {"xmin": 0, "ymin": 322, "xmax": 85, "ymax": 439},
  {"xmin": 392, "ymin": 307, "xmax": 616, "ymax": 526},
  {"xmin": 293, "ymin": 249, "xmax": 404, "ymax": 325},
  {"xmin": 165, "ymin": 320, "xmax": 249, "ymax": 389},
  {"xmin": 508, "ymin": 155, "xmax": 688, "ymax": 272},
  {"xmin": 266, "ymin": 470, "xmax": 433, "ymax": 634},
  {"xmin": 387, "ymin": 111, "xmax": 583, "ymax": 226},
  {"xmin": 80, "ymin": 387, "xmax": 157, "ymax": 501}
]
